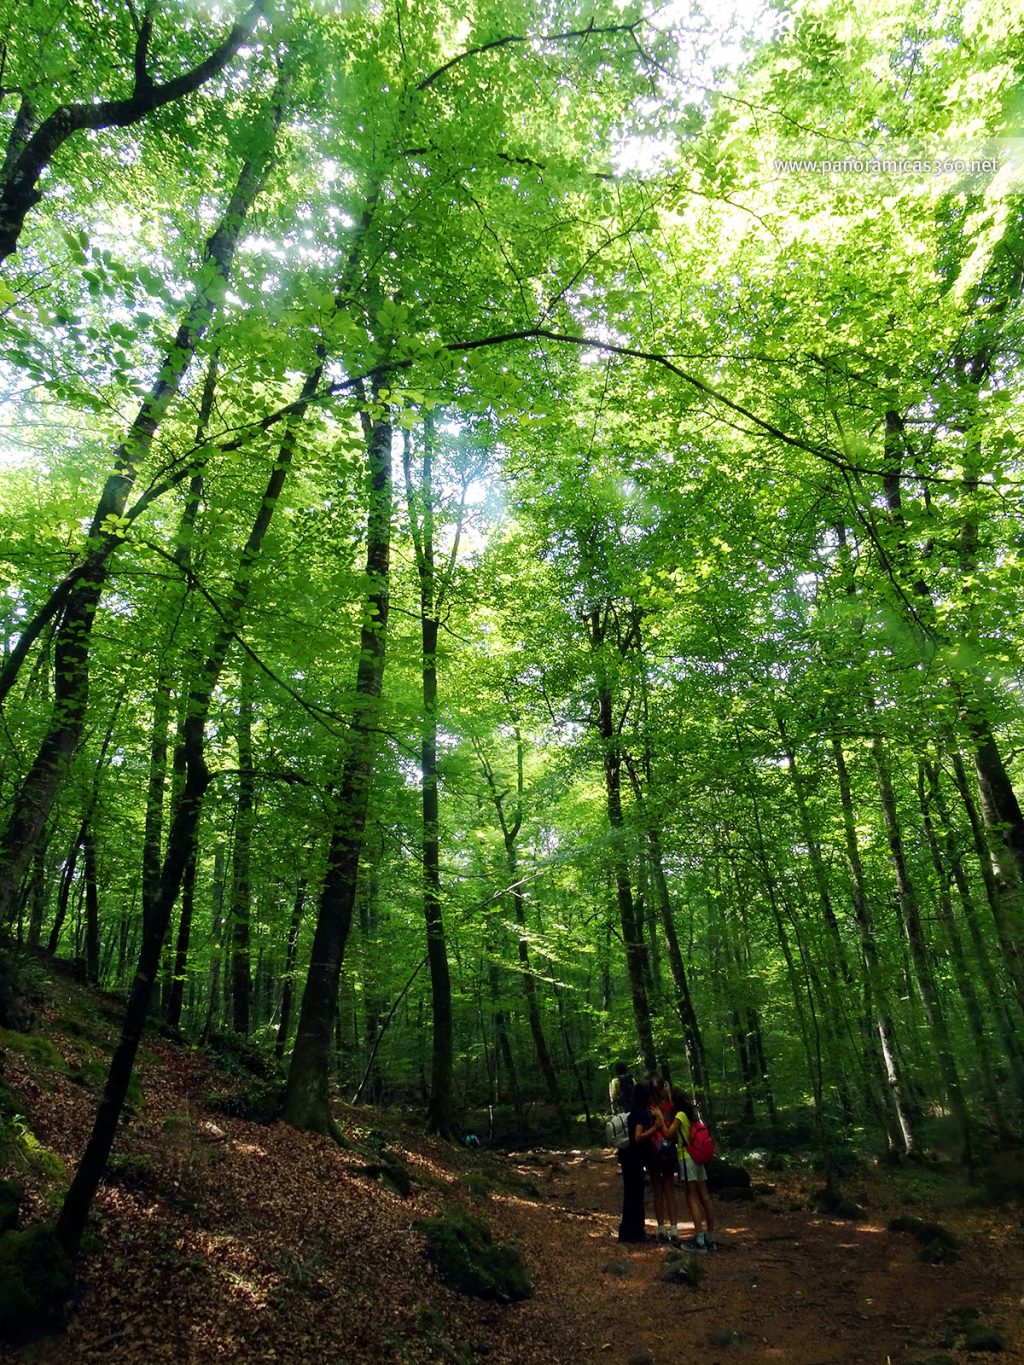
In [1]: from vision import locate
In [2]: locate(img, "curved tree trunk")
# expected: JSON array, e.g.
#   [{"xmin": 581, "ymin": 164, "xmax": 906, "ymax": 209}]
[{"xmin": 0, "ymin": 0, "xmax": 266, "ymax": 262}]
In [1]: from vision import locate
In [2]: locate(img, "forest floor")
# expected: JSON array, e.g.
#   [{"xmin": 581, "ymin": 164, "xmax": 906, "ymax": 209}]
[{"xmin": 1, "ymin": 965, "xmax": 1022, "ymax": 1364}]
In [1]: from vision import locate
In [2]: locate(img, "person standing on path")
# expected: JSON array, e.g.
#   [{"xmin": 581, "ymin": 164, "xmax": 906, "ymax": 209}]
[
  {"xmin": 617, "ymin": 1081, "xmax": 659, "ymax": 1243},
  {"xmin": 668, "ymin": 1088, "xmax": 717, "ymax": 1252},
  {"xmin": 646, "ymin": 1080, "xmax": 681, "ymax": 1245}
]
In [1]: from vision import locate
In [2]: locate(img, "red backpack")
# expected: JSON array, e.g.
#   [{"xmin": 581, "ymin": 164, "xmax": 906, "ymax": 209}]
[{"xmin": 686, "ymin": 1119, "xmax": 715, "ymax": 1166}]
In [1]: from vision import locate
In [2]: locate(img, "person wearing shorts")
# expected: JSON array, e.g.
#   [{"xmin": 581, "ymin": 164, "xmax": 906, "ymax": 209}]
[{"xmin": 669, "ymin": 1088, "xmax": 717, "ymax": 1251}]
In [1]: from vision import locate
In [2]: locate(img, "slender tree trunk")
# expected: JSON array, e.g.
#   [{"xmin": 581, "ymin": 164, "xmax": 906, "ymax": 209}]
[
  {"xmin": 203, "ymin": 845, "xmax": 228, "ymax": 1042},
  {"xmin": 831, "ymin": 737, "xmax": 916, "ymax": 1155},
  {"xmin": 873, "ymin": 737, "xmax": 972, "ymax": 1164},
  {"xmin": 230, "ymin": 660, "xmax": 255, "ymax": 1036},
  {"xmin": 949, "ymin": 751, "xmax": 1024, "ymax": 1014},
  {"xmin": 54, "ymin": 350, "xmax": 312, "ymax": 1256},
  {"xmin": 420, "ymin": 608, "xmax": 453, "ymax": 1134},
  {"xmin": 26, "ymin": 844, "xmax": 46, "ymax": 949},
  {"xmin": 82, "ymin": 826, "xmax": 100, "ymax": 985},
  {"xmin": 165, "ymin": 851, "xmax": 197, "ymax": 1030},
  {"xmin": 284, "ymin": 406, "xmax": 393, "ymax": 1137},
  {"xmin": 917, "ymin": 761, "xmax": 1005, "ymax": 1120},
  {"xmin": 476, "ymin": 732, "xmax": 564, "ymax": 1124},
  {"xmin": 926, "ymin": 760, "xmax": 1024, "ymax": 1092},
  {"xmin": 275, "ymin": 877, "xmax": 307, "ymax": 1062},
  {"xmin": 624, "ymin": 756, "xmax": 712, "ymax": 1117},
  {"xmin": 588, "ymin": 606, "xmax": 657, "ymax": 1074}
]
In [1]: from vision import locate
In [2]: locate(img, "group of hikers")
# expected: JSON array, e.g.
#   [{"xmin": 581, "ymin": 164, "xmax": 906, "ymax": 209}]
[{"xmin": 608, "ymin": 1062, "xmax": 717, "ymax": 1252}]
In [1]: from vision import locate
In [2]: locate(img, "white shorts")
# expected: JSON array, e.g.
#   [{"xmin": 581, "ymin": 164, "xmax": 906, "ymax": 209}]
[{"xmin": 682, "ymin": 1155, "xmax": 707, "ymax": 1182}]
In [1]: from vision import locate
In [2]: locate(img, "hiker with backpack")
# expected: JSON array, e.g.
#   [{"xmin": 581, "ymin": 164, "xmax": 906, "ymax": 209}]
[
  {"xmin": 609, "ymin": 1060, "xmax": 634, "ymax": 1113},
  {"xmin": 667, "ymin": 1088, "xmax": 718, "ymax": 1252}
]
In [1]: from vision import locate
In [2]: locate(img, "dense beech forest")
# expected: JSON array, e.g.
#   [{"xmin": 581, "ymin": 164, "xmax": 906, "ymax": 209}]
[{"xmin": 1, "ymin": 0, "xmax": 1023, "ymax": 1328}]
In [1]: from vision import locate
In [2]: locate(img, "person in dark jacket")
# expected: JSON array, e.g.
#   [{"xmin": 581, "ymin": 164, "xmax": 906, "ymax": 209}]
[{"xmin": 617, "ymin": 1081, "xmax": 660, "ymax": 1242}]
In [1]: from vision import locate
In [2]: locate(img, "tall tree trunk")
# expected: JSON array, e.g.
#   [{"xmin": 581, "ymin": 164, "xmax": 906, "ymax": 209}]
[
  {"xmin": 872, "ymin": 737, "xmax": 972, "ymax": 1164},
  {"xmin": 165, "ymin": 851, "xmax": 197, "ymax": 1031},
  {"xmin": 624, "ymin": 756, "xmax": 712, "ymax": 1117},
  {"xmin": 26, "ymin": 844, "xmax": 46, "ymax": 949},
  {"xmin": 284, "ymin": 405, "xmax": 393, "ymax": 1137},
  {"xmin": 202, "ymin": 845, "xmax": 228, "ymax": 1042},
  {"xmin": 926, "ymin": 759, "xmax": 1024, "ymax": 1093},
  {"xmin": 831, "ymin": 736, "xmax": 916, "ymax": 1155},
  {"xmin": 917, "ymin": 760, "xmax": 1005, "ymax": 1120},
  {"xmin": 476, "ymin": 731, "xmax": 567, "ymax": 1130},
  {"xmin": 48, "ymin": 832, "xmax": 82, "ymax": 957},
  {"xmin": 54, "ymin": 351, "xmax": 312, "ymax": 1257},
  {"xmin": 82, "ymin": 826, "xmax": 100, "ymax": 985},
  {"xmin": 588, "ymin": 605, "xmax": 657, "ymax": 1075},
  {"xmin": 230, "ymin": 659, "xmax": 255, "ymax": 1036},
  {"xmin": 275, "ymin": 877, "xmax": 307, "ymax": 1062}
]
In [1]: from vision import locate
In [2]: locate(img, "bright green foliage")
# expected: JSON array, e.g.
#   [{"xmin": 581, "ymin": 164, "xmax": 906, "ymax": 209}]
[{"xmin": 1, "ymin": 0, "xmax": 1023, "ymax": 1187}]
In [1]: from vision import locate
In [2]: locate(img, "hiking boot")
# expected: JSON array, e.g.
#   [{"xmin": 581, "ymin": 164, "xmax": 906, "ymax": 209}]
[
  {"xmin": 668, "ymin": 1233, "xmax": 684, "ymax": 1248},
  {"xmin": 681, "ymin": 1237, "xmax": 707, "ymax": 1253}
]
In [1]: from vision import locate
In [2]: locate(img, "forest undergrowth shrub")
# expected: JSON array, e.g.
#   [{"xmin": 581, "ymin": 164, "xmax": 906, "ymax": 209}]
[
  {"xmin": 0, "ymin": 1177, "xmax": 22, "ymax": 1232},
  {"xmin": 660, "ymin": 1251, "xmax": 706, "ymax": 1287},
  {"xmin": 417, "ymin": 1207, "xmax": 533, "ymax": 1302},
  {"xmin": 888, "ymin": 1214, "xmax": 960, "ymax": 1263},
  {"xmin": 202, "ymin": 1030, "xmax": 284, "ymax": 1123},
  {"xmin": 206, "ymin": 1031, "xmax": 279, "ymax": 1080},
  {"xmin": 0, "ymin": 1223, "xmax": 74, "ymax": 1340},
  {"xmin": 0, "ymin": 950, "xmax": 41, "ymax": 1033},
  {"xmin": 205, "ymin": 1077, "xmax": 284, "ymax": 1125}
]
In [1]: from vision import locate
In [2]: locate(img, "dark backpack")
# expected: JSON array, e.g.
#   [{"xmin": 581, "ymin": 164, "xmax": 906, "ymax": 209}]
[
  {"xmin": 617, "ymin": 1071, "xmax": 635, "ymax": 1110},
  {"xmin": 687, "ymin": 1119, "xmax": 715, "ymax": 1166}
]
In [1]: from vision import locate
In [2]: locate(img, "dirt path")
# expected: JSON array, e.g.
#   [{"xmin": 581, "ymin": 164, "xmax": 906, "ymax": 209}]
[
  {"xmin": 486, "ymin": 1148, "xmax": 1024, "ymax": 1365},
  {"xmin": 3, "ymin": 976, "xmax": 1021, "ymax": 1365}
]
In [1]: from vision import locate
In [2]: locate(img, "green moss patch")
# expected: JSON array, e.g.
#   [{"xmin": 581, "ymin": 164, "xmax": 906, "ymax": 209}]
[
  {"xmin": 937, "ymin": 1308, "xmax": 1005, "ymax": 1353},
  {"xmin": 417, "ymin": 1208, "xmax": 532, "ymax": 1303},
  {"xmin": 0, "ymin": 1027, "xmax": 67, "ymax": 1072}
]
